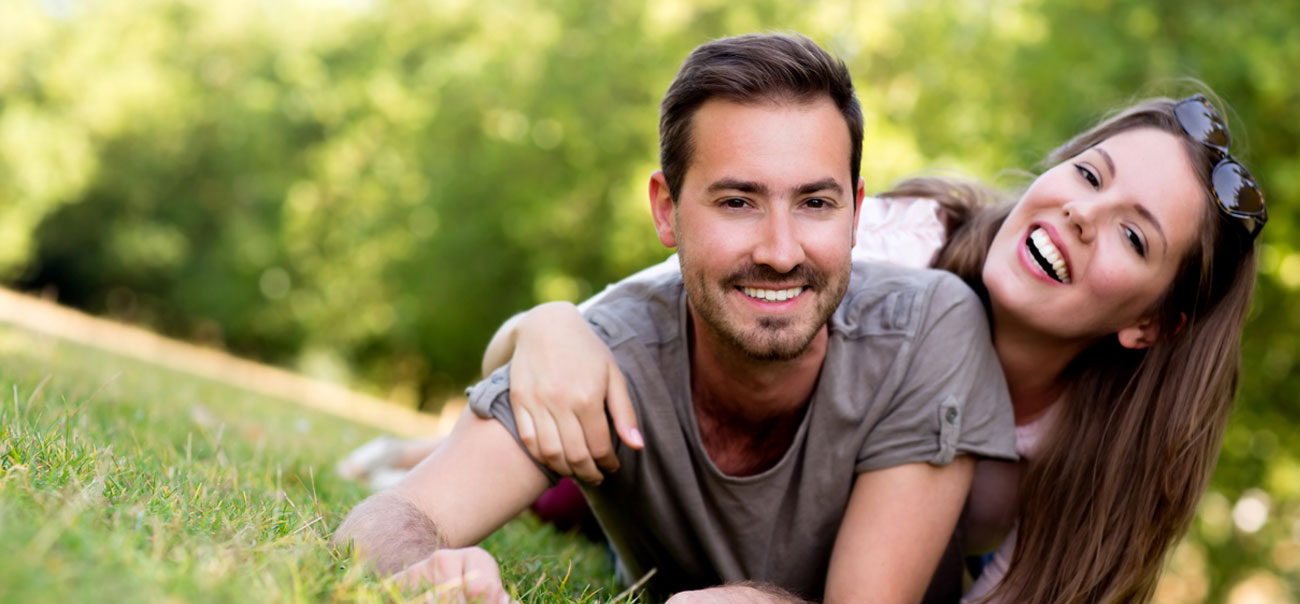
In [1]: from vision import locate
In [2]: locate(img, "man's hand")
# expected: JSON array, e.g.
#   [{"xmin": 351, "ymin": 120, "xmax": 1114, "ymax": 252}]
[
  {"xmin": 391, "ymin": 546, "xmax": 518, "ymax": 604},
  {"xmin": 666, "ymin": 584, "xmax": 808, "ymax": 604}
]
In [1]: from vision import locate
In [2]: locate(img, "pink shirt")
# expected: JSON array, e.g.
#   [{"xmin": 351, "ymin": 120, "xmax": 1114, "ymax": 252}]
[{"xmin": 962, "ymin": 406, "xmax": 1058, "ymax": 603}]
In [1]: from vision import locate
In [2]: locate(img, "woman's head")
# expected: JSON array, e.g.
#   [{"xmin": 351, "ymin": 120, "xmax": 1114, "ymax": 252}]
[
  {"xmin": 998, "ymin": 96, "xmax": 1261, "ymax": 603},
  {"xmin": 888, "ymin": 92, "xmax": 1263, "ymax": 603},
  {"xmin": 983, "ymin": 96, "xmax": 1262, "ymax": 352}
]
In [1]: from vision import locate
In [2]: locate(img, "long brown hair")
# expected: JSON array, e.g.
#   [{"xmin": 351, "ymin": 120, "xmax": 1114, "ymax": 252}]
[{"xmin": 884, "ymin": 96, "xmax": 1260, "ymax": 603}]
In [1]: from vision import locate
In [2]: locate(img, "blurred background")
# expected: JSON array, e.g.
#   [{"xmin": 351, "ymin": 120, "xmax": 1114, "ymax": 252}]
[{"xmin": 0, "ymin": 0, "xmax": 1295, "ymax": 601}]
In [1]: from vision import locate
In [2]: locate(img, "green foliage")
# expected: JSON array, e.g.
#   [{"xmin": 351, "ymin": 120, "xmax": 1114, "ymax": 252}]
[
  {"xmin": 0, "ymin": 324, "xmax": 625, "ymax": 603},
  {"xmin": 2, "ymin": 0, "xmax": 1298, "ymax": 600}
]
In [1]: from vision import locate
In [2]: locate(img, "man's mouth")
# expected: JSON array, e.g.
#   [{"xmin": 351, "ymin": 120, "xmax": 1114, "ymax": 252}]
[
  {"xmin": 739, "ymin": 286, "xmax": 806, "ymax": 302},
  {"xmin": 1026, "ymin": 228, "xmax": 1071, "ymax": 284}
]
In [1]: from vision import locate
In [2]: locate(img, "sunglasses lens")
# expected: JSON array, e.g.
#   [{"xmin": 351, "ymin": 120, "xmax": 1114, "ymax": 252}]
[
  {"xmin": 1175, "ymin": 98, "xmax": 1230, "ymax": 149},
  {"xmin": 1213, "ymin": 160, "xmax": 1265, "ymax": 216}
]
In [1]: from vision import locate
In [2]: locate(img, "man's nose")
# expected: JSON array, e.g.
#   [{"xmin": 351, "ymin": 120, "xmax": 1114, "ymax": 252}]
[{"xmin": 751, "ymin": 209, "xmax": 806, "ymax": 273}]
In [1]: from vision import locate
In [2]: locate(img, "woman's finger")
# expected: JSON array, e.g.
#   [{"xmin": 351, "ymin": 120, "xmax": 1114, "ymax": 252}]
[
  {"xmin": 513, "ymin": 406, "xmax": 542, "ymax": 463},
  {"xmin": 556, "ymin": 412, "xmax": 605, "ymax": 483},
  {"xmin": 533, "ymin": 409, "xmax": 573, "ymax": 477},
  {"xmin": 606, "ymin": 356, "xmax": 644, "ymax": 450}
]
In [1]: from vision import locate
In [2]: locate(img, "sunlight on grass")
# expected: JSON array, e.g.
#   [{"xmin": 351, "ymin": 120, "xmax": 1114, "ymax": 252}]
[{"xmin": 0, "ymin": 325, "xmax": 630, "ymax": 603}]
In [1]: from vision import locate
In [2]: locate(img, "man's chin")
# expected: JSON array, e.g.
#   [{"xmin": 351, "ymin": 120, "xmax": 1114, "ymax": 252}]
[{"xmin": 727, "ymin": 325, "xmax": 819, "ymax": 362}]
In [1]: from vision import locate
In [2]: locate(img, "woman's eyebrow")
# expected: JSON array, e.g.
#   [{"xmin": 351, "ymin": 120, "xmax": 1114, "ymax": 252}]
[
  {"xmin": 1136, "ymin": 204, "xmax": 1168, "ymax": 251},
  {"xmin": 1095, "ymin": 147, "xmax": 1117, "ymax": 178},
  {"xmin": 1144, "ymin": 202, "xmax": 1175, "ymax": 249}
]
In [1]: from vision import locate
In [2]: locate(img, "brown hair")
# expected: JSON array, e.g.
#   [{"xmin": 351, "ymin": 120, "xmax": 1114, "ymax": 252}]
[
  {"xmin": 658, "ymin": 32, "xmax": 863, "ymax": 201},
  {"xmin": 885, "ymin": 96, "xmax": 1259, "ymax": 603}
]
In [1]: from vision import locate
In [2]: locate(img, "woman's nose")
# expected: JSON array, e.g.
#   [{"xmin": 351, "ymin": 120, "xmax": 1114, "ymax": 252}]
[{"xmin": 1064, "ymin": 201, "xmax": 1095, "ymax": 243}]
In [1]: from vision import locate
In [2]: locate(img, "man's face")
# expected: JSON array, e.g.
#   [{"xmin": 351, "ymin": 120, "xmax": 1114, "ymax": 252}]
[{"xmin": 649, "ymin": 97, "xmax": 864, "ymax": 361}]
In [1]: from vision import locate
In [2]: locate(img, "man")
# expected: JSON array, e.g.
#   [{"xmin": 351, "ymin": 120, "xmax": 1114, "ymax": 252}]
[{"xmin": 335, "ymin": 33, "xmax": 1015, "ymax": 603}]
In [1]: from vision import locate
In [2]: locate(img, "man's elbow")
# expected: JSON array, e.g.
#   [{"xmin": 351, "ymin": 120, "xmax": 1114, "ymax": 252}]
[{"xmin": 332, "ymin": 491, "xmax": 445, "ymax": 575}]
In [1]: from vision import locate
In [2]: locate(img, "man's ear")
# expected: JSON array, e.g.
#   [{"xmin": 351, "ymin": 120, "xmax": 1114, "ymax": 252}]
[
  {"xmin": 849, "ymin": 177, "xmax": 866, "ymax": 247},
  {"xmin": 1117, "ymin": 317, "xmax": 1160, "ymax": 350},
  {"xmin": 648, "ymin": 171, "xmax": 677, "ymax": 248}
]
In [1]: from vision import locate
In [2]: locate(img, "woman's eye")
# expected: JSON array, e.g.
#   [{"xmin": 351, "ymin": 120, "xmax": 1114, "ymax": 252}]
[
  {"xmin": 1124, "ymin": 226, "xmax": 1146, "ymax": 257},
  {"xmin": 1075, "ymin": 164, "xmax": 1100, "ymax": 189}
]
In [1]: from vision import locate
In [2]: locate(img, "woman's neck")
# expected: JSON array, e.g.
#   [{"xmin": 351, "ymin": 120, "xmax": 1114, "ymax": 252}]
[{"xmin": 991, "ymin": 314, "xmax": 1084, "ymax": 426}]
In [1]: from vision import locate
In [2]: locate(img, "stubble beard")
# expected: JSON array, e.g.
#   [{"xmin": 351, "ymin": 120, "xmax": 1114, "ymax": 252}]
[{"xmin": 678, "ymin": 247, "xmax": 849, "ymax": 363}]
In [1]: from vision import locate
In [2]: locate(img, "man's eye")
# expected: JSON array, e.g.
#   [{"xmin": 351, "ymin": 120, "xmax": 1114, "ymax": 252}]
[
  {"xmin": 1075, "ymin": 164, "xmax": 1100, "ymax": 189},
  {"xmin": 805, "ymin": 198, "xmax": 828, "ymax": 209},
  {"xmin": 723, "ymin": 198, "xmax": 747, "ymax": 209}
]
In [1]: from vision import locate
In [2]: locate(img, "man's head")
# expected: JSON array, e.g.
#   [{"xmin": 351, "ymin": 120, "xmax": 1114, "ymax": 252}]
[
  {"xmin": 648, "ymin": 33, "xmax": 865, "ymax": 362},
  {"xmin": 658, "ymin": 32, "xmax": 863, "ymax": 203}
]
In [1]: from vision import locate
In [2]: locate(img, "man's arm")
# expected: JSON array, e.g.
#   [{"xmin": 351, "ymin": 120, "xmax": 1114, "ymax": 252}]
[
  {"xmin": 665, "ymin": 582, "xmax": 813, "ymax": 604},
  {"xmin": 333, "ymin": 407, "xmax": 550, "ymax": 594},
  {"xmin": 825, "ymin": 458, "xmax": 976, "ymax": 604}
]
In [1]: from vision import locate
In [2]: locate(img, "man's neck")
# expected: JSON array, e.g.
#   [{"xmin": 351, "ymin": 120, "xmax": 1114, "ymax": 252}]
[{"xmin": 687, "ymin": 306, "xmax": 829, "ymax": 476}]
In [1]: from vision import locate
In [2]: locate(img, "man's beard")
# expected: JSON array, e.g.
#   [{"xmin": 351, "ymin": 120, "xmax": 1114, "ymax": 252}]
[{"xmin": 680, "ymin": 255, "xmax": 849, "ymax": 362}]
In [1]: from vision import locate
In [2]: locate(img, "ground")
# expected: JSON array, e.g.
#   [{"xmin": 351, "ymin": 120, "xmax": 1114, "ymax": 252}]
[{"xmin": 0, "ymin": 322, "xmax": 631, "ymax": 603}]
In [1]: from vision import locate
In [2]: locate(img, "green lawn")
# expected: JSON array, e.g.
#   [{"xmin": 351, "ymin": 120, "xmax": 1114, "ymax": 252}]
[{"xmin": 0, "ymin": 324, "xmax": 628, "ymax": 603}]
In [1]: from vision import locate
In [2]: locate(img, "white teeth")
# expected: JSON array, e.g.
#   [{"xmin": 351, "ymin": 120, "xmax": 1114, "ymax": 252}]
[
  {"xmin": 1029, "ymin": 228, "xmax": 1071, "ymax": 284},
  {"xmin": 741, "ymin": 286, "xmax": 804, "ymax": 302}
]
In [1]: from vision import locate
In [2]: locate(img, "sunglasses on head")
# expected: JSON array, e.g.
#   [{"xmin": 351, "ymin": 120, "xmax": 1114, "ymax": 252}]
[{"xmin": 1172, "ymin": 94, "xmax": 1267, "ymax": 239}]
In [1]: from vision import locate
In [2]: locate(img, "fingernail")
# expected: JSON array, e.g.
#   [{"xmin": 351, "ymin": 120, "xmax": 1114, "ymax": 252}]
[{"xmin": 628, "ymin": 428, "xmax": 644, "ymax": 448}]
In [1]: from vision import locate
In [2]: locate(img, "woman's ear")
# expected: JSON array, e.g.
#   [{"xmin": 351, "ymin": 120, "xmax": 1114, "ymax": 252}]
[
  {"xmin": 1117, "ymin": 318, "xmax": 1160, "ymax": 350},
  {"xmin": 1117, "ymin": 312, "xmax": 1185, "ymax": 350}
]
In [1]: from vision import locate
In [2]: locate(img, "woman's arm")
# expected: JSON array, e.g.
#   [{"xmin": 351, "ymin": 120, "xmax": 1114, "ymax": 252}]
[
  {"xmin": 476, "ymin": 258, "xmax": 680, "ymax": 482},
  {"xmin": 498, "ymin": 301, "xmax": 642, "ymax": 483},
  {"xmin": 481, "ymin": 311, "xmax": 525, "ymax": 378}
]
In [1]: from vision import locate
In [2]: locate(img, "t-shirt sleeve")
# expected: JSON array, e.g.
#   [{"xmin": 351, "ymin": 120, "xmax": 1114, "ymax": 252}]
[
  {"xmin": 856, "ymin": 274, "xmax": 1017, "ymax": 472},
  {"xmin": 465, "ymin": 365, "xmax": 564, "ymax": 484}
]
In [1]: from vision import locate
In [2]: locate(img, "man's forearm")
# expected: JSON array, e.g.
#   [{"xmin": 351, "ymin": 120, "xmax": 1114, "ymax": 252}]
[
  {"xmin": 667, "ymin": 582, "xmax": 812, "ymax": 604},
  {"xmin": 333, "ymin": 491, "xmax": 446, "ymax": 574}
]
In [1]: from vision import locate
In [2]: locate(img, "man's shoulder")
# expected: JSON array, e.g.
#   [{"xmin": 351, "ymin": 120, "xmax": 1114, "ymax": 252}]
[
  {"xmin": 832, "ymin": 262, "xmax": 981, "ymax": 339},
  {"xmin": 581, "ymin": 267, "xmax": 685, "ymax": 348}
]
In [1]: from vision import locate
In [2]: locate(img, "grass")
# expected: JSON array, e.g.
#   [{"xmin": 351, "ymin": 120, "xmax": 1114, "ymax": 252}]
[{"xmin": 0, "ymin": 324, "xmax": 631, "ymax": 603}]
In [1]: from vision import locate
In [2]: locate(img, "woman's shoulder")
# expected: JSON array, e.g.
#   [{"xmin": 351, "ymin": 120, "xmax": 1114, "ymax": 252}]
[{"xmin": 851, "ymin": 195, "xmax": 947, "ymax": 269}]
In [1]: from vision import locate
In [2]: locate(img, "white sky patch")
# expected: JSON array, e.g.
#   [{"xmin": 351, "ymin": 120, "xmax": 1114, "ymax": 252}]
[{"xmin": 1232, "ymin": 489, "xmax": 1271, "ymax": 534}]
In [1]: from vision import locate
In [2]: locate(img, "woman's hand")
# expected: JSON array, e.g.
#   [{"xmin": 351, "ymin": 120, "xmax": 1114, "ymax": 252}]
[{"xmin": 507, "ymin": 302, "xmax": 643, "ymax": 483}]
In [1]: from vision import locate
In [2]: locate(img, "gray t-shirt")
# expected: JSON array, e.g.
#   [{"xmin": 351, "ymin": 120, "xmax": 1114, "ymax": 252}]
[{"xmin": 468, "ymin": 262, "xmax": 1015, "ymax": 601}]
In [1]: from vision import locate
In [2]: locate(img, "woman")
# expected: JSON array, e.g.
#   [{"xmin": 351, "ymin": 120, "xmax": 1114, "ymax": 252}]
[{"xmin": 484, "ymin": 92, "xmax": 1265, "ymax": 603}]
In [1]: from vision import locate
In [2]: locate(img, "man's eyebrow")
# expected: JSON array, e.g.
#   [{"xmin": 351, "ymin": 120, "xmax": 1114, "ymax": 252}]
[
  {"xmin": 706, "ymin": 178, "xmax": 843, "ymax": 197},
  {"xmin": 794, "ymin": 178, "xmax": 843, "ymax": 196},
  {"xmin": 707, "ymin": 178, "xmax": 769, "ymax": 196}
]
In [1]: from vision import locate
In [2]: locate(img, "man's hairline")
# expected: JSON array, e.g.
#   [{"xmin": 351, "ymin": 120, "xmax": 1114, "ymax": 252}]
[{"xmin": 666, "ymin": 92, "xmax": 858, "ymax": 205}]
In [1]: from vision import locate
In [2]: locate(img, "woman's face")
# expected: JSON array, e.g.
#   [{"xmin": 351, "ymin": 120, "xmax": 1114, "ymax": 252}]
[{"xmin": 983, "ymin": 127, "xmax": 1205, "ymax": 349}]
